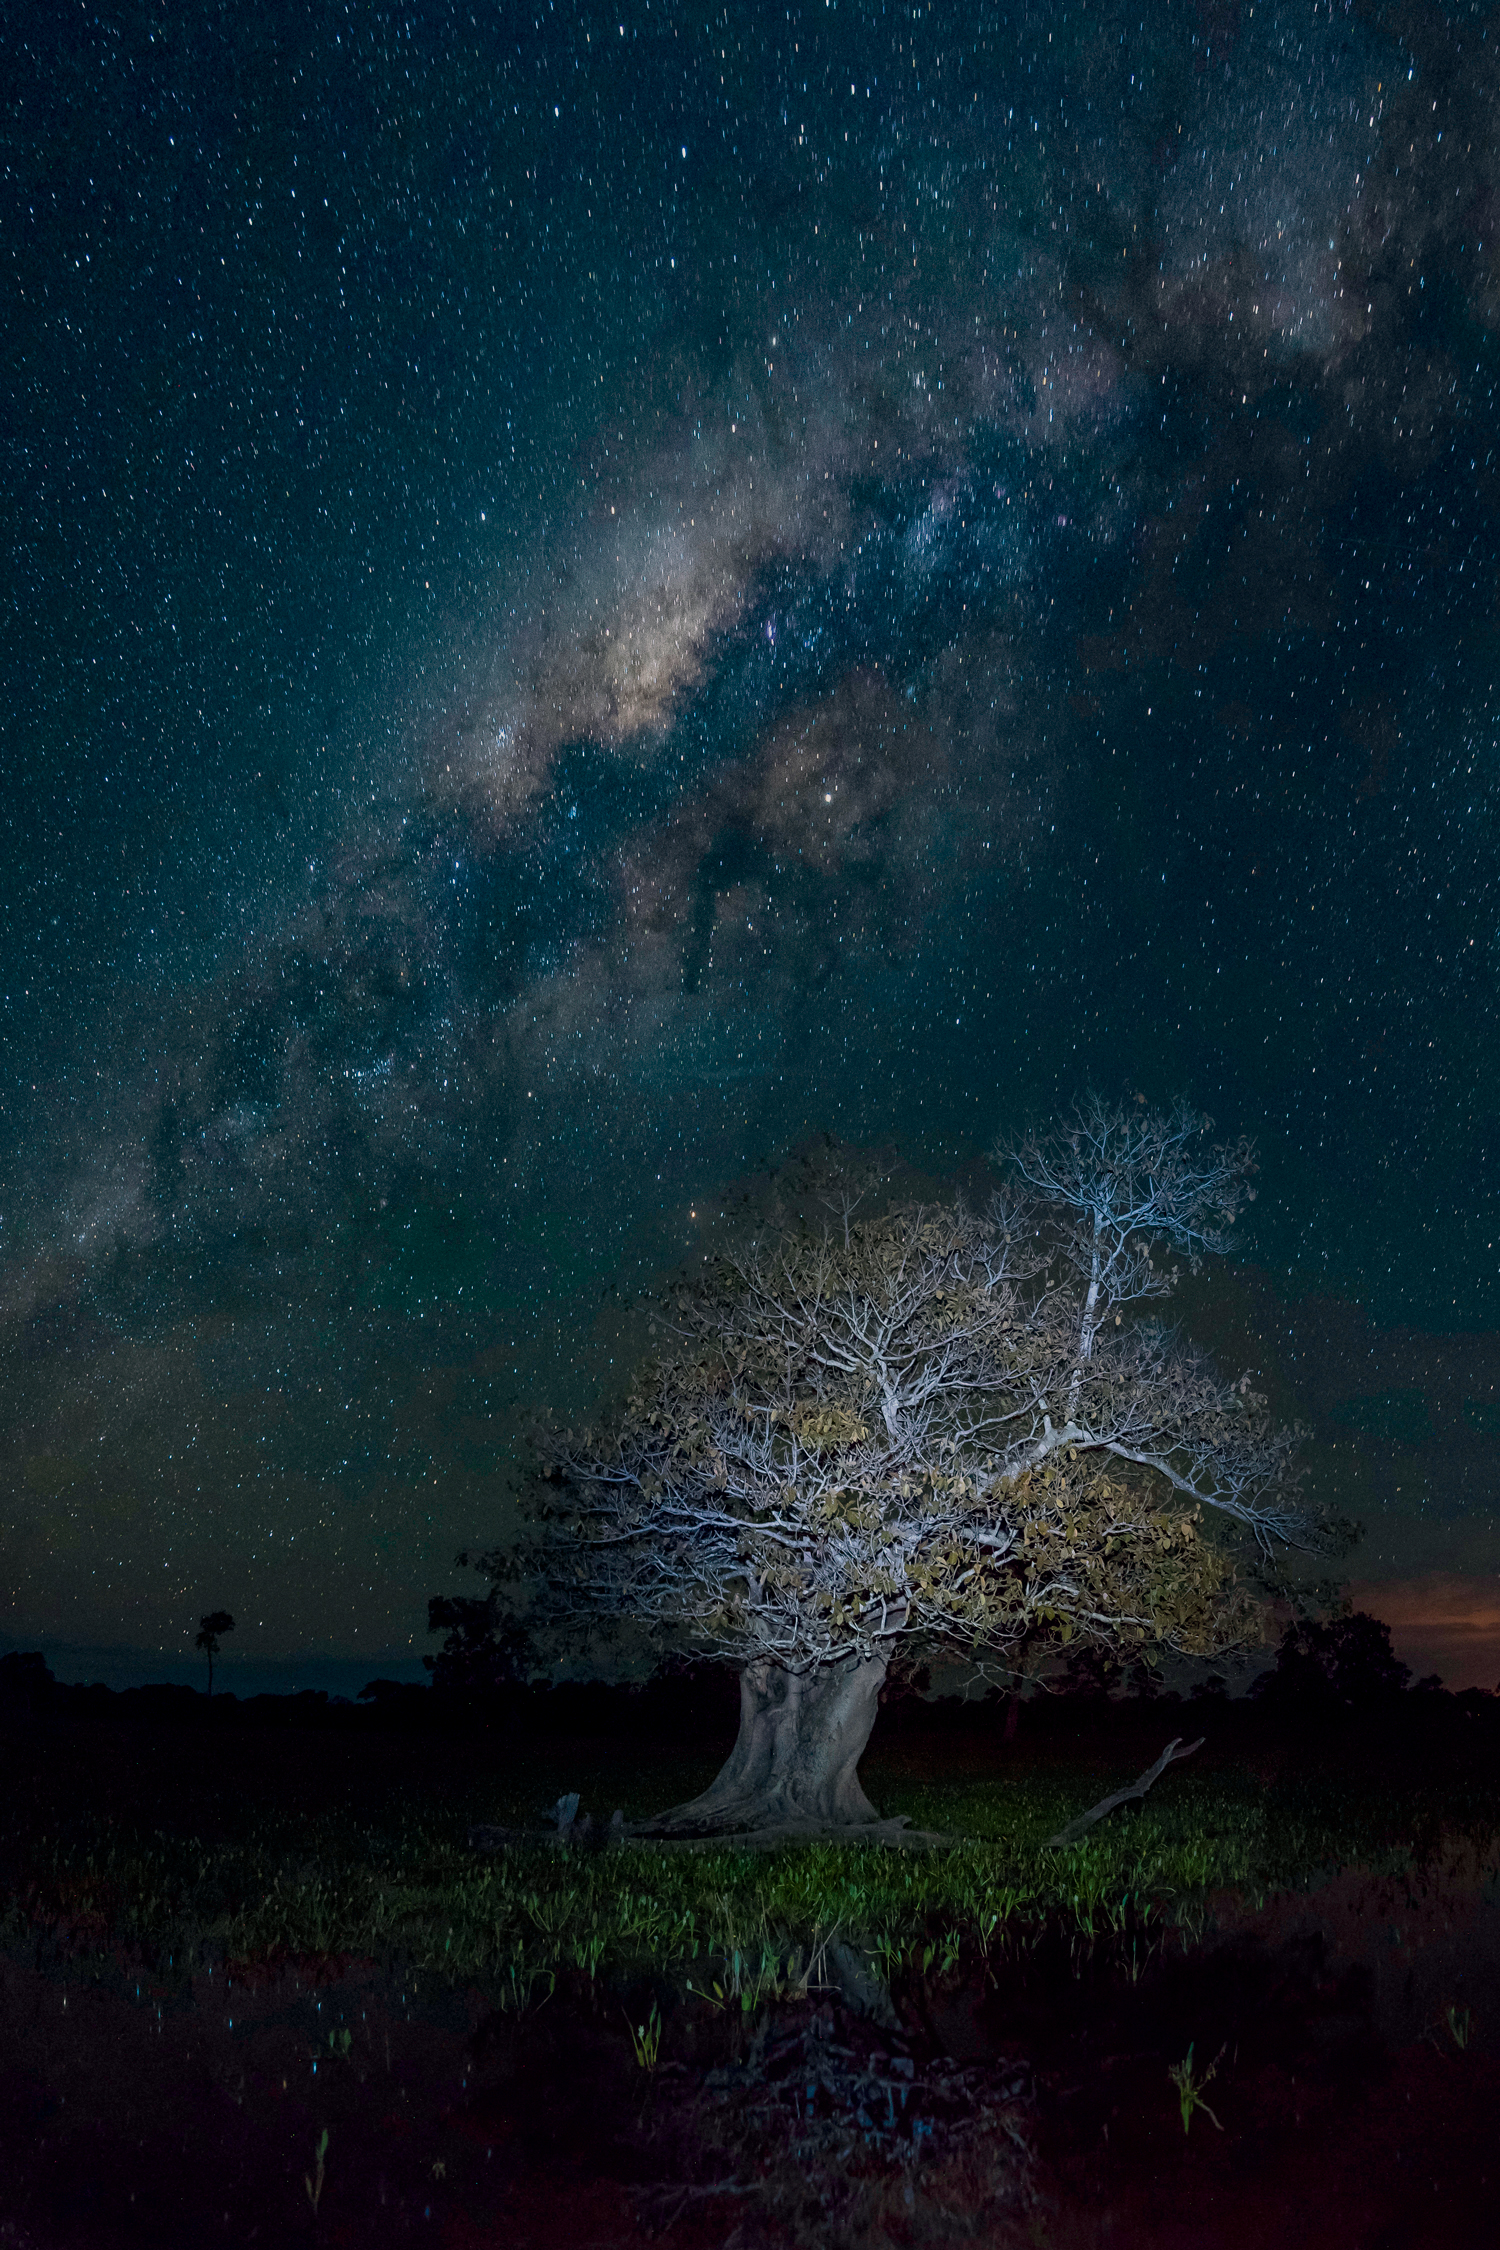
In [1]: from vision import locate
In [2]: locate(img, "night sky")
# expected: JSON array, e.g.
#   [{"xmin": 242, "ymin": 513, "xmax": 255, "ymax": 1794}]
[{"xmin": 5, "ymin": 0, "xmax": 1500, "ymax": 1694}]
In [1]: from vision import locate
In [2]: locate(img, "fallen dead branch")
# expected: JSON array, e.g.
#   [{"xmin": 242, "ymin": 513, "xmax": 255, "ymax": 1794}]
[{"xmin": 1046, "ymin": 1736, "xmax": 1204, "ymax": 1848}]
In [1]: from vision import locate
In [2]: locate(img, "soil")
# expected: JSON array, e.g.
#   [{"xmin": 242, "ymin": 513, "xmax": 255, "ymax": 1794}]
[{"xmin": 1, "ymin": 1720, "xmax": 1497, "ymax": 2249}]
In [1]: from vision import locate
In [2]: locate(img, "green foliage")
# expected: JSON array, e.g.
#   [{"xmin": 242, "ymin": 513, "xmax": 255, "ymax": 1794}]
[
  {"xmin": 304, "ymin": 2127, "xmax": 329, "ymax": 2216},
  {"xmin": 1168, "ymin": 2041, "xmax": 1224, "ymax": 2135},
  {"xmin": 4, "ymin": 1746, "xmax": 1490, "ymax": 2025},
  {"xmin": 626, "ymin": 1998, "xmax": 663, "ymax": 2070}
]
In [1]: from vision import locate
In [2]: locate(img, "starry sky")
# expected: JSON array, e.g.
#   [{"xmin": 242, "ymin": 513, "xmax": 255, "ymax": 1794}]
[{"xmin": 4, "ymin": 0, "xmax": 1500, "ymax": 1694}]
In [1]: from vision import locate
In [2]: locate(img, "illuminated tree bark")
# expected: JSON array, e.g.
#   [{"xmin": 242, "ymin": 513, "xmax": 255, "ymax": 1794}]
[{"xmin": 646, "ymin": 1651, "xmax": 891, "ymax": 1837}]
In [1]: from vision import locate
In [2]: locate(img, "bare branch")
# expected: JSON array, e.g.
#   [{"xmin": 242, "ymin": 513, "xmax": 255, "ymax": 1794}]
[
  {"xmin": 1046, "ymin": 1736, "xmax": 1205, "ymax": 1847},
  {"xmin": 995, "ymin": 1095, "xmax": 1257, "ymax": 1408}
]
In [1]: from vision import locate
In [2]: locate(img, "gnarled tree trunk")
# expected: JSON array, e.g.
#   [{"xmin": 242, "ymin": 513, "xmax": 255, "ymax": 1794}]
[{"xmin": 640, "ymin": 1651, "xmax": 891, "ymax": 1838}]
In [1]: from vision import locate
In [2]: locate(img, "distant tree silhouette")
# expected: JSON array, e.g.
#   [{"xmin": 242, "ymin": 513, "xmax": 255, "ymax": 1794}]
[
  {"xmin": 1057, "ymin": 1638, "xmax": 1169, "ymax": 1704},
  {"xmin": 195, "ymin": 1611, "xmax": 235, "ymax": 1698},
  {"xmin": 0, "ymin": 1650, "xmax": 56, "ymax": 1724},
  {"xmin": 1254, "ymin": 1609, "xmax": 1411, "ymax": 1711},
  {"xmin": 425, "ymin": 1574, "xmax": 534, "ymax": 1695}
]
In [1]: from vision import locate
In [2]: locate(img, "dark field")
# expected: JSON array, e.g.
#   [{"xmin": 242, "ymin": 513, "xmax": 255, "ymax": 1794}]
[{"xmin": 2, "ymin": 1692, "xmax": 1498, "ymax": 2249}]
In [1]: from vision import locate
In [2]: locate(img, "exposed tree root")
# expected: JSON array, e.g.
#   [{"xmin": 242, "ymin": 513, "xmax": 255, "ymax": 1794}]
[
  {"xmin": 625, "ymin": 1814, "xmax": 956, "ymax": 1854},
  {"xmin": 468, "ymin": 1811, "xmax": 956, "ymax": 1856},
  {"xmin": 469, "ymin": 1731, "xmax": 1207, "ymax": 1859}
]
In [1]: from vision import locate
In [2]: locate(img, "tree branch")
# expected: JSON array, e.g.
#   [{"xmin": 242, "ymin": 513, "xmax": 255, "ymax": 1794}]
[{"xmin": 1046, "ymin": 1735, "xmax": 1205, "ymax": 1847}]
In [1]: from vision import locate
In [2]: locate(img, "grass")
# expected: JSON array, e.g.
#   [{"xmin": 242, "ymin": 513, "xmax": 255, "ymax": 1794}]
[
  {"xmin": 304, "ymin": 2126, "xmax": 329, "ymax": 2217},
  {"xmin": 1168, "ymin": 2041, "xmax": 1225, "ymax": 2135},
  {"xmin": 2, "ymin": 1727, "xmax": 1492, "ymax": 2017}
]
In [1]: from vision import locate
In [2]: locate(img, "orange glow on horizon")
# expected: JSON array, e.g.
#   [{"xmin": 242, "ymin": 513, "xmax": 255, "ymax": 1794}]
[{"xmin": 1344, "ymin": 1575, "xmax": 1500, "ymax": 1694}]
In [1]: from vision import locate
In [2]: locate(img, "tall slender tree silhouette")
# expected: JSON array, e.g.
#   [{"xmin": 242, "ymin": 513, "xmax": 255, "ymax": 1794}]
[{"xmin": 195, "ymin": 1611, "xmax": 235, "ymax": 1698}]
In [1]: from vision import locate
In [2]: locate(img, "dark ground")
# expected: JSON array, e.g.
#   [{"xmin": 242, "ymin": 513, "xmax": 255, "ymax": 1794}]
[{"xmin": 1, "ymin": 1703, "xmax": 1497, "ymax": 2249}]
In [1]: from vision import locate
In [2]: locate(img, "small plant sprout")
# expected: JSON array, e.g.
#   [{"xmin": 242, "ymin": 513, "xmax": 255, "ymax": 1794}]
[
  {"xmin": 304, "ymin": 2126, "xmax": 329, "ymax": 2215},
  {"xmin": 626, "ymin": 1998, "xmax": 662, "ymax": 2072},
  {"xmin": 1168, "ymin": 2042, "xmax": 1225, "ymax": 2135},
  {"xmin": 1446, "ymin": 2003, "xmax": 1474, "ymax": 2051},
  {"xmin": 568, "ymin": 1925, "xmax": 606, "ymax": 1979}
]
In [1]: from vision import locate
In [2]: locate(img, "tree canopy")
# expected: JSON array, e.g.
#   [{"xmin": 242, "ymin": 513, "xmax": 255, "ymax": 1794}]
[{"xmin": 515, "ymin": 1102, "xmax": 1338, "ymax": 1693}]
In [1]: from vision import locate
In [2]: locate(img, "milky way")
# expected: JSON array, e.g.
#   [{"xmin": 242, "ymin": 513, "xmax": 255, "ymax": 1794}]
[{"xmin": 4, "ymin": 1, "xmax": 1500, "ymax": 1680}]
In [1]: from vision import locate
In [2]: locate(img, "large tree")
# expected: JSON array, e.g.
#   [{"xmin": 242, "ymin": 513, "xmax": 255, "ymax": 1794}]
[{"xmin": 505, "ymin": 1102, "xmax": 1338, "ymax": 1840}]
